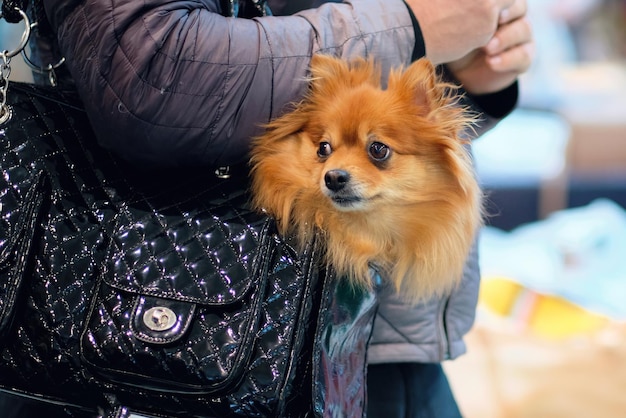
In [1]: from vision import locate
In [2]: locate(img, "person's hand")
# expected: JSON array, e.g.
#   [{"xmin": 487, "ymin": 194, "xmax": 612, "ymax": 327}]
[
  {"xmin": 404, "ymin": 0, "xmax": 517, "ymax": 65},
  {"xmin": 445, "ymin": 0, "xmax": 534, "ymax": 95}
]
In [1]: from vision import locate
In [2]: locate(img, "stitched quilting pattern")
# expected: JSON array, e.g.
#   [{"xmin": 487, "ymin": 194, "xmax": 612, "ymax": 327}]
[{"xmin": 0, "ymin": 83, "xmax": 323, "ymax": 417}]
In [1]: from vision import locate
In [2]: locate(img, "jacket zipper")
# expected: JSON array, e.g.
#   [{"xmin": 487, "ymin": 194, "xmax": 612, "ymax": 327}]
[{"xmin": 437, "ymin": 295, "xmax": 452, "ymax": 360}]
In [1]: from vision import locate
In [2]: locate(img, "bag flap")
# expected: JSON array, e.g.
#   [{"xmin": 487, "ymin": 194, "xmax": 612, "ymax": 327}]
[{"xmin": 101, "ymin": 173, "xmax": 272, "ymax": 307}]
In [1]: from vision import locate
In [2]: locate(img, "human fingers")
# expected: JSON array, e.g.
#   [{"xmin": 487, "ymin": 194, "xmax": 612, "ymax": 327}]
[
  {"xmin": 487, "ymin": 39, "xmax": 535, "ymax": 74},
  {"xmin": 499, "ymin": 0, "xmax": 527, "ymax": 25},
  {"xmin": 496, "ymin": 0, "xmax": 517, "ymax": 11},
  {"xmin": 406, "ymin": 0, "xmax": 517, "ymax": 65},
  {"xmin": 485, "ymin": 16, "xmax": 533, "ymax": 56}
]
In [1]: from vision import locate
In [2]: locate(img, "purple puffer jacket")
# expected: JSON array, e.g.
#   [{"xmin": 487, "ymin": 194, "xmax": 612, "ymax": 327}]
[{"xmin": 42, "ymin": 0, "xmax": 419, "ymax": 167}]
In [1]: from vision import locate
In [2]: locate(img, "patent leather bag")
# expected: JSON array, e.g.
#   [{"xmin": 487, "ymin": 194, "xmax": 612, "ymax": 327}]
[{"xmin": 0, "ymin": 8, "xmax": 377, "ymax": 418}]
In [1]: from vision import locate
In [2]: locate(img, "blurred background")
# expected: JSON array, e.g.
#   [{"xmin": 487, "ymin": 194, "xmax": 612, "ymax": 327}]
[
  {"xmin": 2, "ymin": 1, "xmax": 626, "ymax": 417},
  {"xmin": 445, "ymin": 1, "xmax": 626, "ymax": 417}
]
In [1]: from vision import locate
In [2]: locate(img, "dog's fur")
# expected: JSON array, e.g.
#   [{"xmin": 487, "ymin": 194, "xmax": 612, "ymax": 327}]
[{"xmin": 250, "ymin": 54, "xmax": 482, "ymax": 302}]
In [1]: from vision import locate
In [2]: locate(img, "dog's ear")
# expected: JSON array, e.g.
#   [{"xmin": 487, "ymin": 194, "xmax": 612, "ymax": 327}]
[
  {"xmin": 387, "ymin": 58, "xmax": 448, "ymax": 116},
  {"xmin": 309, "ymin": 54, "xmax": 380, "ymax": 95},
  {"xmin": 388, "ymin": 58, "xmax": 475, "ymax": 145}
]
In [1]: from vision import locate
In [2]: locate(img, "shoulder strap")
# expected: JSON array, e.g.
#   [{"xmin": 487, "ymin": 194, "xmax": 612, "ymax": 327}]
[
  {"xmin": 220, "ymin": 0, "xmax": 272, "ymax": 18},
  {"xmin": 2, "ymin": 0, "xmax": 31, "ymax": 22}
]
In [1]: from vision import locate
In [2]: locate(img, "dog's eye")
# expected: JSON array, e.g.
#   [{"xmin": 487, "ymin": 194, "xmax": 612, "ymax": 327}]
[
  {"xmin": 317, "ymin": 142, "xmax": 332, "ymax": 158},
  {"xmin": 368, "ymin": 142, "xmax": 391, "ymax": 161}
]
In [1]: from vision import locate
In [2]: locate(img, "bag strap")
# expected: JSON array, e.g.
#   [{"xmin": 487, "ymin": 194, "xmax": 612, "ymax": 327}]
[
  {"xmin": 221, "ymin": 0, "xmax": 272, "ymax": 18},
  {"xmin": 0, "ymin": 6, "xmax": 32, "ymax": 126},
  {"xmin": 2, "ymin": 0, "xmax": 66, "ymax": 86},
  {"xmin": 1, "ymin": 0, "xmax": 27, "ymax": 23}
]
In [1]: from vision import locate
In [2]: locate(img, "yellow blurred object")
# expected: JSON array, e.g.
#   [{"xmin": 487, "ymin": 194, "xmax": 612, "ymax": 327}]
[
  {"xmin": 479, "ymin": 276, "xmax": 609, "ymax": 339},
  {"xmin": 478, "ymin": 276, "xmax": 524, "ymax": 316}
]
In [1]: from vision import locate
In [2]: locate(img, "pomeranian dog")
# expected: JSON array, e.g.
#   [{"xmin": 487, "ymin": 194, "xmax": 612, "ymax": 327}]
[{"xmin": 250, "ymin": 54, "xmax": 482, "ymax": 302}]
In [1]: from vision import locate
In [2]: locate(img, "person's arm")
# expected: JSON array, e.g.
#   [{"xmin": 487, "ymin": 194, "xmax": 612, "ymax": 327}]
[
  {"xmin": 402, "ymin": 0, "xmax": 527, "ymax": 138},
  {"xmin": 436, "ymin": 63, "xmax": 519, "ymax": 137},
  {"xmin": 42, "ymin": 0, "xmax": 416, "ymax": 167},
  {"xmin": 465, "ymin": 82, "xmax": 519, "ymax": 135},
  {"xmin": 446, "ymin": 0, "xmax": 532, "ymax": 137}
]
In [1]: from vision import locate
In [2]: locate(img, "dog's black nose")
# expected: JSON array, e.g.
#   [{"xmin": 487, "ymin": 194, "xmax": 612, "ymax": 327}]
[{"xmin": 324, "ymin": 169, "xmax": 350, "ymax": 191}]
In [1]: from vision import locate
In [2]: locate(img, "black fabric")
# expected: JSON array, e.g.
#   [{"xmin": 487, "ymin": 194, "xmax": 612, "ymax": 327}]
[
  {"xmin": 438, "ymin": 64, "xmax": 519, "ymax": 135},
  {"xmin": 0, "ymin": 82, "xmax": 378, "ymax": 417},
  {"xmin": 367, "ymin": 363, "xmax": 463, "ymax": 418},
  {"xmin": 467, "ymin": 81, "xmax": 519, "ymax": 119},
  {"xmin": 1, "ymin": 0, "xmax": 26, "ymax": 22},
  {"xmin": 402, "ymin": 1, "xmax": 426, "ymax": 61},
  {"xmin": 268, "ymin": 0, "xmax": 315, "ymax": 15},
  {"xmin": 0, "ymin": 391, "xmax": 95, "ymax": 418}
]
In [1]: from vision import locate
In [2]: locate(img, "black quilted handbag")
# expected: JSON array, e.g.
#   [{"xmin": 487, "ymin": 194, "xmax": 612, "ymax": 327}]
[{"xmin": 0, "ymin": 6, "xmax": 377, "ymax": 418}]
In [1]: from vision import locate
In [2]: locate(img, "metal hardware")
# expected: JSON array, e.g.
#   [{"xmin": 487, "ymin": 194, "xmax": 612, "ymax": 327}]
[
  {"xmin": 0, "ymin": 101, "xmax": 12, "ymax": 126},
  {"xmin": 0, "ymin": 8, "xmax": 31, "ymax": 59},
  {"xmin": 215, "ymin": 166, "xmax": 231, "ymax": 179},
  {"xmin": 0, "ymin": 51, "xmax": 13, "ymax": 126},
  {"xmin": 20, "ymin": 28, "xmax": 66, "ymax": 87},
  {"xmin": 0, "ymin": 7, "xmax": 31, "ymax": 125},
  {"xmin": 143, "ymin": 307, "xmax": 177, "ymax": 332}
]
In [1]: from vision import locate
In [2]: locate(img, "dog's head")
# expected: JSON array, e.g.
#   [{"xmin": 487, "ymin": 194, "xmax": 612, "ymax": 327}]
[
  {"xmin": 250, "ymin": 55, "xmax": 480, "ymax": 299},
  {"xmin": 251, "ymin": 54, "xmax": 475, "ymax": 220}
]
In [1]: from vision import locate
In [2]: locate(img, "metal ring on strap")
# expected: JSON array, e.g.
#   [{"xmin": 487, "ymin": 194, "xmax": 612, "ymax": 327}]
[
  {"xmin": 20, "ymin": 22, "xmax": 66, "ymax": 75},
  {"xmin": 21, "ymin": 49, "xmax": 66, "ymax": 74},
  {"xmin": 0, "ymin": 8, "xmax": 31, "ymax": 59}
]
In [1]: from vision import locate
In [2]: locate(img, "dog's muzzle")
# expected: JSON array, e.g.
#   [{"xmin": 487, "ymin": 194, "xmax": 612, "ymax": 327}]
[
  {"xmin": 323, "ymin": 169, "xmax": 366, "ymax": 210},
  {"xmin": 324, "ymin": 169, "xmax": 350, "ymax": 191}
]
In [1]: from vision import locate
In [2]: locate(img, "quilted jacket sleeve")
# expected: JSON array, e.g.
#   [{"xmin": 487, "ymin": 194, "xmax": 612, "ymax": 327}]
[{"xmin": 42, "ymin": 0, "xmax": 416, "ymax": 167}]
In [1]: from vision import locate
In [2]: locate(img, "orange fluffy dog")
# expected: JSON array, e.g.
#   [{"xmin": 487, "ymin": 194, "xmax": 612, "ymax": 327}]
[{"xmin": 250, "ymin": 54, "xmax": 482, "ymax": 302}]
